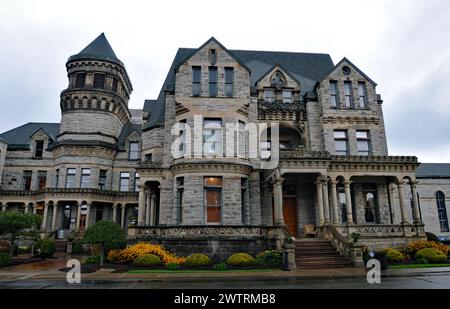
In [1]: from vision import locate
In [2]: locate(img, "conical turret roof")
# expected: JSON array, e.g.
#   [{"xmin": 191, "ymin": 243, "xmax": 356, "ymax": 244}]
[{"xmin": 68, "ymin": 33, "xmax": 123, "ymax": 65}]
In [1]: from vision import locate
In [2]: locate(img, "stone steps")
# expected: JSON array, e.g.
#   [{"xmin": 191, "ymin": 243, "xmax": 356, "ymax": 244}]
[
  {"xmin": 295, "ymin": 239, "xmax": 351, "ymax": 269},
  {"xmin": 54, "ymin": 240, "xmax": 67, "ymax": 253}
]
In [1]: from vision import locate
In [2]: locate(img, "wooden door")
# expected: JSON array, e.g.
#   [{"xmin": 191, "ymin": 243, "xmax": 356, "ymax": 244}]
[
  {"xmin": 79, "ymin": 214, "xmax": 86, "ymax": 232},
  {"xmin": 283, "ymin": 198, "xmax": 298, "ymax": 237}
]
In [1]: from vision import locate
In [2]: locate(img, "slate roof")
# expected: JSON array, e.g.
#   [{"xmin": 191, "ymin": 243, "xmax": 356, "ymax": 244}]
[
  {"xmin": 143, "ymin": 43, "xmax": 334, "ymax": 129},
  {"xmin": 0, "ymin": 122, "xmax": 60, "ymax": 148},
  {"xmin": 416, "ymin": 163, "xmax": 450, "ymax": 178},
  {"xmin": 116, "ymin": 122, "xmax": 142, "ymax": 150},
  {"xmin": 67, "ymin": 33, "xmax": 124, "ymax": 66}
]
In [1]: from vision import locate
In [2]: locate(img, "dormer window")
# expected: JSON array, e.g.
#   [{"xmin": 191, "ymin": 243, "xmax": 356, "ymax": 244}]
[
  {"xmin": 34, "ymin": 140, "xmax": 44, "ymax": 158},
  {"xmin": 129, "ymin": 142, "xmax": 139, "ymax": 160},
  {"xmin": 271, "ymin": 72, "xmax": 286, "ymax": 88},
  {"xmin": 344, "ymin": 81, "xmax": 353, "ymax": 107},
  {"xmin": 209, "ymin": 66, "xmax": 218, "ymax": 97}
]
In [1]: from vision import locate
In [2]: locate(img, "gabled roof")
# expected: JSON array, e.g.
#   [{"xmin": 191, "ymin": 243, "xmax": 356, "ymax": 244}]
[
  {"xmin": 0, "ymin": 122, "xmax": 60, "ymax": 148},
  {"xmin": 67, "ymin": 33, "xmax": 123, "ymax": 66},
  {"xmin": 416, "ymin": 163, "xmax": 450, "ymax": 178},
  {"xmin": 254, "ymin": 63, "xmax": 301, "ymax": 86},
  {"xmin": 320, "ymin": 57, "xmax": 377, "ymax": 86},
  {"xmin": 143, "ymin": 44, "xmax": 334, "ymax": 129},
  {"xmin": 174, "ymin": 37, "xmax": 251, "ymax": 73},
  {"xmin": 116, "ymin": 122, "xmax": 142, "ymax": 150}
]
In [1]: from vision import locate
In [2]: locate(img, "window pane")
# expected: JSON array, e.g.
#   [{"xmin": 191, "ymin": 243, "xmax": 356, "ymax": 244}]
[
  {"xmin": 93, "ymin": 74, "xmax": 105, "ymax": 89},
  {"xmin": 75, "ymin": 73, "xmax": 86, "ymax": 88},
  {"xmin": 129, "ymin": 142, "xmax": 139, "ymax": 160},
  {"xmin": 209, "ymin": 67, "xmax": 217, "ymax": 97},
  {"xmin": 334, "ymin": 131, "xmax": 347, "ymax": 139},
  {"xmin": 264, "ymin": 90, "xmax": 275, "ymax": 102},
  {"xmin": 225, "ymin": 84, "xmax": 233, "ymax": 97},
  {"xmin": 192, "ymin": 66, "xmax": 201, "ymax": 82},
  {"xmin": 112, "ymin": 78, "xmax": 118, "ymax": 92},
  {"xmin": 330, "ymin": 95, "xmax": 337, "ymax": 107},
  {"xmin": 330, "ymin": 81, "xmax": 337, "ymax": 94},
  {"xmin": 356, "ymin": 131, "xmax": 368, "ymax": 139},
  {"xmin": 335, "ymin": 140, "xmax": 347, "ymax": 152},
  {"xmin": 225, "ymin": 67, "xmax": 234, "ymax": 83},
  {"xmin": 205, "ymin": 190, "xmax": 221, "ymax": 206},
  {"xmin": 192, "ymin": 83, "xmax": 201, "ymax": 96},
  {"xmin": 282, "ymin": 90, "xmax": 292, "ymax": 103},
  {"xmin": 204, "ymin": 176, "xmax": 222, "ymax": 187}
]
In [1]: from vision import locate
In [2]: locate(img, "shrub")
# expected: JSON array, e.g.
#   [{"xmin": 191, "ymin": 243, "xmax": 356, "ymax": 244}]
[
  {"xmin": 82, "ymin": 221, "xmax": 126, "ymax": 265},
  {"xmin": 415, "ymin": 248, "xmax": 448, "ymax": 264},
  {"xmin": 133, "ymin": 254, "xmax": 161, "ymax": 266},
  {"xmin": 72, "ymin": 242, "xmax": 84, "ymax": 254},
  {"xmin": 406, "ymin": 240, "xmax": 449, "ymax": 257},
  {"xmin": 84, "ymin": 255, "xmax": 101, "ymax": 265},
  {"xmin": 256, "ymin": 250, "xmax": 283, "ymax": 266},
  {"xmin": 34, "ymin": 238, "xmax": 56, "ymax": 259},
  {"xmin": 0, "ymin": 253, "xmax": 11, "ymax": 267},
  {"xmin": 107, "ymin": 242, "xmax": 185, "ymax": 265},
  {"xmin": 413, "ymin": 258, "xmax": 428, "ymax": 264},
  {"xmin": 226, "ymin": 253, "xmax": 256, "ymax": 267},
  {"xmin": 426, "ymin": 232, "xmax": 440, "ymax": 243},
  {"xmin": 212, "ymin": 263, "xmax": 228, "ymax": 271},
  {"xmin": 0, "ymin": 240, "xmax": 10, "ymax": 253},
  {"xmin": 385, "ymin": 248, "xmax": 404, "ymax": 263},
  {"xmin": 184, "ymin": 254, "xmax": 210, "ymax": 267},
  {"xmin": 165, "ymin": 262, "xmax": 181, "ymax": 270}
]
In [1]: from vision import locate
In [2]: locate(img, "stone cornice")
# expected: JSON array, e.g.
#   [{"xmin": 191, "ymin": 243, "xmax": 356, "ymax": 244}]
[
  {"xmin": 322, "ymin": 116, "xmax": 380, "ymax": 125},
  {"xmin": 171, "ymin": 162, "xmax": 253, "ymax": 175}
]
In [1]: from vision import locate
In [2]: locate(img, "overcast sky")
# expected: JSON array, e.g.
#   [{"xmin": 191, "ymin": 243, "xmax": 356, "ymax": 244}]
[{"xmin": 0, "ymin": 0, "xmax": 449, "ymax": 162}]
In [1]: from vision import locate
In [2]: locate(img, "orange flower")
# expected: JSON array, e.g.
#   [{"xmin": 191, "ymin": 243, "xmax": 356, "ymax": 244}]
[{"xmin": 107, "ymin": 242, "xmax": 185, "ymax": 265}]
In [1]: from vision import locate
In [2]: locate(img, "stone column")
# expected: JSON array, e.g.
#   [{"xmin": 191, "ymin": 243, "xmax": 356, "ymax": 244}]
[
  {"xmin": 24, "ymin": 203, "xmax": 30, "ymax": 213},
  {"xmin": 33, "ymin": 204, "xmax": 37, "ymax": 214},
  {"xmin": 112, "ymin": 204, "xmax": 117, "ymax": 223},
  {"xmin": 76, "ymin": 203, "xmax": 82, "ymax": 231},
  {"xmin": 41, "ymin": 203, "xmax": 49, "ymax": 231},
  {"xmin": 51, "ymin": 204, "xmax": 58, "ymax": 231},
  {"xmin": 315, "ymin": 180, "xmax": 324, "ymax": 225},
  {"xmin": 344, "ymin": 181, "xmax": 354, "ymax": 224},
  {"xmin": 138, "ymin": 185, "xmax": 146, "ymax": 226},
  {"xmin": 397, "ymin": 181, "xmax": 409, "ymax": 224},
  {"xmin": 388, "ymin": 183, "xmax": 396, "ymax": 224},
  {"xmin": 1, "ymin": 204, "xmax": 7, "ymax": 212},
  {"xmin": 272, "ymin": 177, "xmax": 285, "ymax": 226},
  {"xmin": 410, "ymin": 181, "xmax": 421, "ymax": 223},
  {"xmin": 150, "ymin": 194, "xmax": 157, "ymax": 226},
  {"xmin": 121, "ymin": 204, "xmax": 126, "ymax": 229},
  {"xmin": 145, "ymin": 190, "xmax": 151, "ymax": 226},
  {"xmin": 330, "ymin": 181, "xmax": 339, "ymax": 225},
  {"xmin": 322, "ymin": 179, "xmax": 331, "ymax": 224},
  {"xmin": 85, "ymin": 204, "xmax": 91, "ymax": 229}
]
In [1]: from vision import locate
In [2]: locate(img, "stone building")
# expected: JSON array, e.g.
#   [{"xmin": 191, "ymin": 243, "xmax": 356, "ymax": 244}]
[{"xmin": 0, "ymin": 33, "xmax": 428, "ymax": 265}]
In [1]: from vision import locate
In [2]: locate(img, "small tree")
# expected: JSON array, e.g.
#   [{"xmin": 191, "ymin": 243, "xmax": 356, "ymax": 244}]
[
  {"xmin": 0, "ymin": 212, "xmax": 41, "ymax": 256},
  {"xmin": 81, "ymin": 221, "xmax": 126, "ymax": 265}
]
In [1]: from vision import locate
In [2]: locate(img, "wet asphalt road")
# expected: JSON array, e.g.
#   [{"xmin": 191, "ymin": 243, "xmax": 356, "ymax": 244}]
[{"xmin": 1, "ymin": 273, "xmax": 450, "ymax": 289}]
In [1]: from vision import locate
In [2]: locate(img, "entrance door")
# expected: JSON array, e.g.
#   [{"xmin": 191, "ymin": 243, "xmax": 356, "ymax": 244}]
[
  {"xmin": 79, "ymin": 214, "xmax": 86, "ymax": 232},
  {"xmin": 283, "ymin": 198, "xmax": 298, "ymax": 237}
]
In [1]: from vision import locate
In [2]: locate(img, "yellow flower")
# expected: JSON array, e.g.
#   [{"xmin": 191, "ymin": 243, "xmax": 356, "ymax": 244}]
[{"xmin": 106, "ymin": 242, "xmax": 185, "ymax": 265}]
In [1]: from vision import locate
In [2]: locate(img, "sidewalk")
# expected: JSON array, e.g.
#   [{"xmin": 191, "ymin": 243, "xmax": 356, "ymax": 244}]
[{"xmin": 3, "ymin": 256, "xmax": 450, "ymax": 283}]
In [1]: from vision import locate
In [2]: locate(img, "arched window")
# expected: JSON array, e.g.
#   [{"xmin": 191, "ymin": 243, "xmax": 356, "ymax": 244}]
[{"xmin": 436, "ymin": 191, "xmax": 449, "ymax": 232}]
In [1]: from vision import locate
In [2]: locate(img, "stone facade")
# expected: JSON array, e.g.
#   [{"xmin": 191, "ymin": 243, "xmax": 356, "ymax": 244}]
[{"xmin": 0, "ymin": 34, "xmax": 436, "ymax": 261}]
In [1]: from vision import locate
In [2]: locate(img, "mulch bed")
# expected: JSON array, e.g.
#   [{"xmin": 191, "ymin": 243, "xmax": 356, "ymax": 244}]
[
  {"xmin": 58, "ymin": 263, "xmax": 281, "ymax": 273},
  {"xmin": 8, "ymin": 256, "xmax": 47, "ymax": 266}
]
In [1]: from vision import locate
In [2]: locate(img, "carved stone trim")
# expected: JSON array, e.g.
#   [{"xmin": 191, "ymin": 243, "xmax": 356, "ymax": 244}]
[
  {"xmin": 322, "ymin": 116, "xmax": 380, "ymax": 125},
  {"xmin": 171, "ymin": 162, "xmax": 252, "ymax": 175}
]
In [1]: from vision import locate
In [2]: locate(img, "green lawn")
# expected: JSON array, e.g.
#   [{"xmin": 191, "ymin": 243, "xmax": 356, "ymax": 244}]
[
  {"xmin": 389, "ymin": 264, "xmax": 450, "ymax": 269},
  {"xmin": 128, "ymin": 269, "xmax": 280, "ymax": 274}
]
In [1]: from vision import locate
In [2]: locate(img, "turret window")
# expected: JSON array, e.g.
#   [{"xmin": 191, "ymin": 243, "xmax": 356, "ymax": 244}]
[
  {"xmin": 112, "ymin": 78, "xmax": 118, "ymax": 92},
  {"xmin": 75, "ymin": 73, "xmax": 86, "ymax": 88},
  {"xmin": 93, "ymin": 73, "xmax": 105, "ymax": 89}
]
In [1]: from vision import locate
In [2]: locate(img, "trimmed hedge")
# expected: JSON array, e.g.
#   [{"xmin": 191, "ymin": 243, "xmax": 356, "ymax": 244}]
[
  {"xmin": 184, "ymin": 254, "xmax": 210, "ymax": 267},
  {"xmin": 256, "ymin": 250, "xmax": 282, "ymax": 266},
  {"xmin": 133, "ymin": 254, "xmax": 161, "ymax": 266},
  {"xmin": 226, "ymin": 253, "xmax": 256, "ymax": 267},
  {"xmin": 415, "ymin": 248, "xmax": 448, "ymax": 264},
  {"xmin": 385, "ymin": 248, "xmax": 404, "ymax": 263},
  {"xmin": 84, "ymin": 255, "xmax": 101, "ymax": 265}
]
